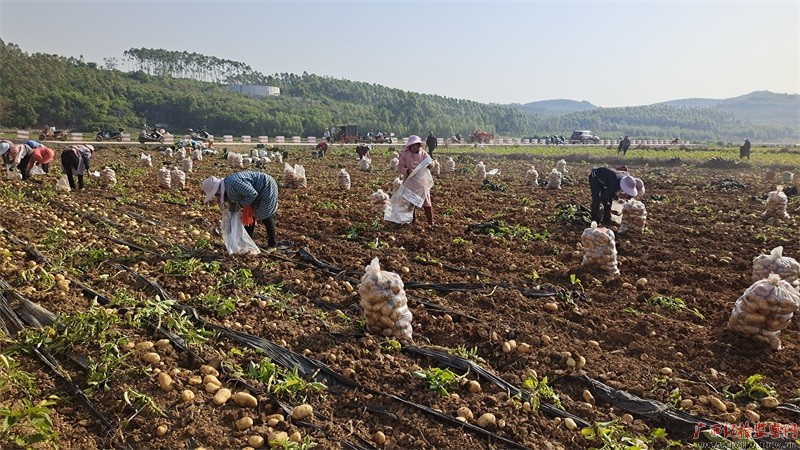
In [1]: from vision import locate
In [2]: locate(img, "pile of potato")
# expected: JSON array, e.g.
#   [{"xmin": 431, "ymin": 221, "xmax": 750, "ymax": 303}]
[
  {"xmin": 157, "ymin": 166, "xmax": 171, "ymax": 189},
  {"xmin": 546, "ymin": 168, "xmax": 562, "ymax": 189},
  {"xmin": 228, "ymin": 152, "xmax": 244, "ymax": 168},
  {"xmin": 476, "ymin": 161, "xmax": 486, "ymax": 180},
  {"xmin": 763, "ymin": 187, "xmax": 790, "ymax": 219},
  {"xmin": 283, "ymin": 163, "xmax": 307, "ymax": 189},
  {"xmin": 140, "ymin": 153, "xmax": 152, "ymax": 167},
  {"xmin": 358, "ymin": 157, "xmax": 371, "ymax": 172},
  {"xmin": 619, "ymin": 200, "xmax": 647, "ymax": 234},
  {"xmin": 100, "ymin": 166, "xmax": 116, "ymax": 187},
  {"xmin": 337, "ymin": 168, "xmax": 351, "ymax": 190},
  {"xmin": 176, "ymin": 148, "xmax": 186, "ymax": 161},
  {"xmin": 753, "ymin": 246, "xmax": 800, "ymax": 289},
  {"xmin": 182, "ymin": 157, "xmax": 193, "ymax": 173},
  {"xmin": 728, "ymin": 274, "xmax": 800, "ymax": 350},
  {"xmin": 556, "ymin": 159, "xmax": 568, "ymax": 175},
  {"xmin": 445, "ymin": 158, "xmax": 455, "ymax": 173},
  {"xmin": 171, "ymin": 167, "xmax": 186, "ymax": 190},
  {"xmin": 370, "ymin": 189, "xmax": 391, "ymax": 216},
  {"xmin": 525, "ymin": 165, "xmax": 539, "ymax": 186},
  {"xmin": 357, "ymin": 258, "xmax": 413, "ymax": 340},
  {"xmin": 581, "ymin": 222, "xmax": 620, "ymax": 274}
]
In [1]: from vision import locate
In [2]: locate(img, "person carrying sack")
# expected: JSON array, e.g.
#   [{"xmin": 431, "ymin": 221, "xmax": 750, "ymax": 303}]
[
  {"xmin": 202, "ymin": 170, "xmax": 279, "ymax": 248},
  {"xmin": 397, "ymin": 135, "xmax": 435, "ymax": 226}
]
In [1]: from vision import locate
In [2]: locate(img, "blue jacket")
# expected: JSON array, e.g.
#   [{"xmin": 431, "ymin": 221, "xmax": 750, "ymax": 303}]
[{"xmin": 224, "ymin": 170, "xmax": 279, "ymax": 220}]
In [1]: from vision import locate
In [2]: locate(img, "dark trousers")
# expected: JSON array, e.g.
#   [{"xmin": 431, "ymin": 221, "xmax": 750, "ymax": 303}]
[
  {"xmin": 589, "ymin": 175, "xmax": 611, "ymax": 224},
  {"xmin": 244, "ymin": 217, "xmax": 277, "ymax": 247},
  {"xmin": 60, "ymin": 151, "xmax": 84, "ymax": 189},
  {"xmin": 17, "ymin": 154, "xmax": 48, "ymax": 180}
]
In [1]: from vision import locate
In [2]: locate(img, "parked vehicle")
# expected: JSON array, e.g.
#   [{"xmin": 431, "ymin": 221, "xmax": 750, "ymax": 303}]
[
  {"xmin": 451, "ymin": 133, "xmax": 463, "ymax": 143},
  {"xmin": 360, "ymin": 132, "xmax": 394, "ymax": 144},
  {"xmin": 468, "ymin": 131, "xmax": 494, "ymax": 144},
  {"xmin": 139, "ymin": 126, "xmax": 165, "ymax": 144},
  {"xmin": 96, "ymin": 128, "xmax": 125, "ymax": 141},
  {"xmin": 40, "ymin": 125, "xmax": 69, "ymax": 141},
  {"xmin": 331, "ymin": 124, "xmax": 359, "ymax": 143},
  {"xmin": 569, "ymin": 130, "xmax": 601, "ymax": 144},
  {"xmin": 189, "ymin": 127, "xmax": 213, "ymax": 147}
]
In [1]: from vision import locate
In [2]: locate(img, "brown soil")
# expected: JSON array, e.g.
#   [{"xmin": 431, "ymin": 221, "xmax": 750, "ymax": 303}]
[{"xmin": 0, "ymin": 145, "xmax": 798, "ymax": 450}]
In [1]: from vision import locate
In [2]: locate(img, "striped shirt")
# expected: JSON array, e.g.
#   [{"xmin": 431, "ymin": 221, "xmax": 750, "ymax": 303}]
[{"xmin": 223, "ymin": 170, "xmax": 279, "ymax": 220}]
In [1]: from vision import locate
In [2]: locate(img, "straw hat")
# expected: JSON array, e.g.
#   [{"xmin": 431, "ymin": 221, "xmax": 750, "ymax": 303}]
[
  {"xmin": 404, "ymin": 135, "xmax": 423, "ymax": 151},
  {"xmin": 202, "ymin": 176, "xmax": 222, "ymax": 203}
]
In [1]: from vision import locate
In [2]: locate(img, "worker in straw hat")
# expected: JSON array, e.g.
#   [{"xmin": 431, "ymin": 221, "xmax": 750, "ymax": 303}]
[
  {"xmin": 588, "ymin": 166, "xmax": 645, "ymax": 224},
  {"xmin": 202, "ymin": 170, "xmax": 279, "ymax": 248},
  {"xmin": 397, "ymin": 135, "xmax": 435, "ymax": 226}
]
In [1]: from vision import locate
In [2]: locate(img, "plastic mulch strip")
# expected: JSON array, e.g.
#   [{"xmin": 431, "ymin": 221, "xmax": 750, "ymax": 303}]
[
  {"xmin": 556, "ymin": 374, "xmax": 796, "ymax": 447},
  {"xmin": 404, "ymin": 345, "xmax": 590, "ymax": 428}
]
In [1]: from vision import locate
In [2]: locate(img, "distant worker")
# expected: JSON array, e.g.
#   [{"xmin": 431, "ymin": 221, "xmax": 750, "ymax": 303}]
[
  {"xmin": 355, "ymin": 144, "xmax": 371, "ymax": 160},
  {"xmin": 739, "ymin": 138, "xmax": 751, "ymax": 160},
  {"xmin": 315, "ymin": 140, "xmax": 328, "ymax": 158},
  {"xmin": 426, "ymin": 131, "xmax": 438, "ymax": 158},
  {"xmin": 618, "ymin": 135, "xmax": 631, "ymax": 156}
]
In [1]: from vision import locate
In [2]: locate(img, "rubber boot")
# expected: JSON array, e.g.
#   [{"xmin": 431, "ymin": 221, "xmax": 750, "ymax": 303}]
[
  {"xmin": 263, "ymin": 218, "xmax": 277, "ymax": 247},
  {"xmin": 424, "ymin": 206, "xmax": 433, "ymax": 226}
]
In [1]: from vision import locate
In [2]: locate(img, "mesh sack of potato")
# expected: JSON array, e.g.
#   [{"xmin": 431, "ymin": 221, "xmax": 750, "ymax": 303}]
[
  {"xmin": 618, "ymin": 200, "xmax": 647, "ymax": 234},
  {"xmin": 370, "ymin": 189, "xmax": 391, "ymax": 216},
  {"xmin": 445, "ymin": 157, "xmax": 456, "ymax": 173},
  {"xmin": 99, "ymin": 166, "xmax": 117, "ymax": 187},
  {"xmin": 272, "ymin": 151, "xmax": 283, "ymax": 163},
  {"xmin": 176, "ymin": 148, "xmax": 186, "ymax": 161},
  {"xmin": 752, "ymin": 246, "xmax": 800, "ymax": 288},
  {"xmin": 192, "ymin": 149, "xmax": 203, "ymax": 161},
  {"xmin": 243, "ymin": 157, "xmax": 252, "ymax": 165},
  {"xmin": 357, "ymin": 257, "xmax": 413, "ymax": 341},
  {"xmin": 228, "ymin": 152, "xmax": 244, "ymax": 168},
  {"xmin": 164, "ymin": 147, "xmax": 173, "ymax": 159},
  {"xmin": 140, "ymin": 153, "xmax": 152, "ymax": 167},
  {"xmin": 525, "ymin": 166, "xmax": 539, "ymax": 186},
  {"xmin": 337, "ymin": 168, "xmax": 351, "ymax": 190},
  {"xmin": 727, "ymin": 273, "xmax": 800, "ymax": 350},
  {"xmin": 358, "ymin": 156, "xmax": 372, "ymax": 172},
  {"xmin": 476, "ymin": 161, "xmax": 487, "ymax": 180},
  {"xmin": 250, "ymin": 149, "xmax": 260, "ymax": 158},
  {"xmin": 170, "ymin": 167, "xmax": 186, "ymax": 190},
  {"xmin": 546, "ymin": 168, "xmax": 563, "ymax": 190},
  {"xmin": 556, "ymin": 159, "xmax": 568, "ymax": 174},
  {"xmin": 181, "ymin": 158, "xmax": 193, "ymax": 173},
  {"xmin": 763, "ymin": 186, "xmax": 789, "ymax": 219},
  {"xmin": 157, "ymin": 166, "xmax": 171, "ymax": 189},
  {"xmin": 581, "ymin": 221, "xmax": 620, "ymax": 274},
  {"xmin": 392, "ymin": 177, "xmax": 402, "ymax": 191},
  {"xmin": 433, "ymin": 159, "xmax": 441, "ymax": 176},
  {"xmin": 388, "ymin": 157, "xmax": 399, "ymax": 170},
  {"xmin": 283, "ymin": 163, "xmax": 307, "ymax": 188}
]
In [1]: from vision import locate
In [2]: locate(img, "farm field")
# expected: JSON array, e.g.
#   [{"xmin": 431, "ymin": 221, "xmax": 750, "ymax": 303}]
[{"xmin": 0, "ymin": 144, "xmax": 799, "ymax": 450}]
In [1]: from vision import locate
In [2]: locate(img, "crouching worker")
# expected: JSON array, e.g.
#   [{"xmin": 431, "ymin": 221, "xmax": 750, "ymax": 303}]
[
  {"xmin": 588, "ymin": 166, "xmax": 644, "ymax": 224},
  {"xmin": 15, "ymin": 144, "xmax": 54, "ymax": 180},
  {"xmin": 61, "ymin": 144, "xmax": 94, "ymax": 190},
  {"xmin": 202, "ymin": 171, "xmax": 279, "ymax": 248}
]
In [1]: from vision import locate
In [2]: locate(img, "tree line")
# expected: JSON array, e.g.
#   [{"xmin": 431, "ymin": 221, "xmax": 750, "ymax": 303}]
[{"xmin": 0, "ymin": 41, "xmax": 795, "ymax": 142}]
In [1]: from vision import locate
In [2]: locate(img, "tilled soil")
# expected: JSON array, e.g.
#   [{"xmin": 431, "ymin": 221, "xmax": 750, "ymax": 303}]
[{"xmin": 0, "ymin": 145, "xmax": 798, "ymax": 450}]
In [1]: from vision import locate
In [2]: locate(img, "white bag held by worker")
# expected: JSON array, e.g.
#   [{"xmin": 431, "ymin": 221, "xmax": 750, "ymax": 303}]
[
  {"xmin": 182, "ymin": 157, "xmax": 193, "ymax": 173},
  {"xmin": 581, "ymin": 221, "xmax": 620, "ymax": 275},
  {"xmin": 619, "ymin": 200, "xmax": 647, "ymax": 234},
  {"xmin": 728, "ymin": 273, "xmax": 800, "ymax": 350},
  {"xmin": 100, "ymin": 166, "xmax": 117, "ymax": 187},
  {"xmin": 357, "ymin": 257, "xmax": 413, "ymax": 341},
  {"xmin": 228, "ymin": 152, "xmax": 244, "ymax": 168},
  {"xmin": 30, "ymin": 165, "xmax": 46, "ymax": 176},
  {"xmin": 525, "ymin": 165, "xmax": 539, "ymax": 186},
  {"xmin": 140, "ymin": 153, "xmax": 152, "ymax": 167},
  {"xmin": 763, "ymin": 186, "xmax": 790, "ymax": 219},
  {"xmin": 157, "ymin": 166, "xmax": 171, "ymax": 189},
  {"xmin": 358, "ymin": 156, "xmax": 371, "ymax": 171},
  {"xmin": 370, "ymin": 189, "xmax": 391, "ymax": 217},
  {"xmin": 337, "ymin": 168, "xmax": 351, "ymax": 190},
  {"xmin": 752, "ymin": 246, "xmax": 800, "ymax": 288},
  {"xmin": 476, "ymin": 161, "xmax": 486, "ymax": 180},
  {"xmin": 546, "ymin": 168, "xmax": 563, "ymax": 189},
  {"xmin": 220, "ymin": 209, "xmax": 261, "ymax": 256},
  {"xmin": 385, "ymin": 155, "xmax": 434, "ymax": 224},
  {"xmin": 445, "ymin": 157, "xmax": 456, "ymax": 173},
  {"xmin": 170, "ymin": 167, "xmax": 186, "ymax": 190},
  {"xmin": 56, "ymin": 175, "xmax": 71, "ymax": 192},
  {"xmin": 556, "ymin": 159, "xmax": 568, "ymax": 174}
]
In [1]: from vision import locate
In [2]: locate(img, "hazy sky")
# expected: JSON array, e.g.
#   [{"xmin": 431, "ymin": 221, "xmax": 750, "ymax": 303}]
[{"xmin": 1, "ymin": 1, "xmax": 798, "ymax": 107}]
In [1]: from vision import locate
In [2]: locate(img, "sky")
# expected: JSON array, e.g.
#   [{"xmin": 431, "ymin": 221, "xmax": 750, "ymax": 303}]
[{"xmin": 1, "ymin": 1, "xmax": 798, "ymax": 108}]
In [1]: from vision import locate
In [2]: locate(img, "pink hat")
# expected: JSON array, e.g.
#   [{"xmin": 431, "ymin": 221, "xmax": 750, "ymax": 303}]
[{"xmin": 403, "ymin": 135, "xmax": 423, "ymax": 151}]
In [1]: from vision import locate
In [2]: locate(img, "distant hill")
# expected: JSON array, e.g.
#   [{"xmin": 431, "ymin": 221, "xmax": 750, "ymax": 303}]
[
  {"xmin": 654, "ymin": 91, "xmax": 800, "ymax": 127},
  {"xmin": 511, "ymin": 99, "xmax": 598, "ymax": 117}
]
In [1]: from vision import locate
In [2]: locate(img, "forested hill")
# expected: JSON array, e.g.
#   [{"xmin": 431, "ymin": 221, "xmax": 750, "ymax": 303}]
[
  {"xmin": 655, "ymin": 91, "xmax": 800, "ymax": 127},
  {"xmin": 0, "ymin": 42, "xmax": 797, "ymax": 142}
]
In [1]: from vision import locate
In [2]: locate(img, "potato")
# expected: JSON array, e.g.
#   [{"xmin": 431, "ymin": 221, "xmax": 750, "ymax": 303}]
[
  {"xmin": 236, "ymin": 416, "xmax": 254, "ymax": 431},
  {"xmin": 268, "ymin": 431, "xmax": 288, "ymax": 443},
  {"xmin": 467, "ymin": 380, "xmax": 482, "ymax": 393},
  {"xmin": 709, "ymin": 396, "xmax": 727, "ymax": 412},
  {"xmin": 291, "ymin": 404, "xmax": 313, "ymax": 420},
  {"xmin": 456, "ymin": 406, "xmax": 473, "ymax": 420},
  {"xmin": 232, "ymin": 391, "xmax": 258, "ymax": 408},
  {"xmin": 203, "ymin": 375, "xmax": 222, "ymax": 387},
  {"xmin": 141, "ymin": 352, "xmax": 160, "ymax": 364},
  {"xmin": 247, "ymin": 435, "xmax": 265, "ymax": 449},
  {"xmin": 213, "ymin": 388, "xmax": 232, "ymax": 406},
  {"xmin": 156, "ymin": 372, "xmax": 174, "ymax": 391},
  {"xmin": 564, "ymin": 418, "xmax": 577, "ymax": 430},
  {"xmin": 200, "ymin": 365, "xmax": 219, "ymax": 377},
  {"xmin": 205, "ymin": 383, "xmax": 220, "ymax": 394},
  {"xmin": 373, "ymin": 431, "xmax": 386, "ymax": 445},
  {"xmin": 761, "ymin": 396, "xmax": 779, "ymax": 408},
  {"xmin": 181, "ymin": 390, "xmax": 195, "ymax": 403},
  {"xmin": 155, "ymin": 424, "xmax": 168, "ymax": 437},
  {"xmin": 477, "ymin": 413, "xmax": 496, "ymax": 428}
]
